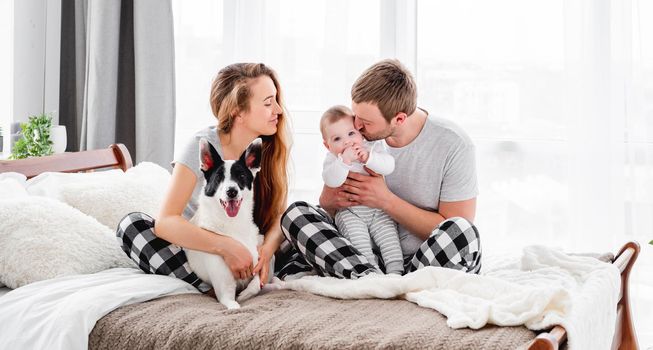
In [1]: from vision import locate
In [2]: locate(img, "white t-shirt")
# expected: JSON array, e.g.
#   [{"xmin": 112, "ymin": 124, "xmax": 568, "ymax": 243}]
[{"xmin": 171, "ymin": 126, "xmax": 223, "ymax": 220}]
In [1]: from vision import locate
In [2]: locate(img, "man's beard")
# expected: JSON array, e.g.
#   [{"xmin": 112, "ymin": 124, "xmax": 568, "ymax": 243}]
[{"xmin": 362, "ymin": 125, "xmax": 394, "ymax": 141}]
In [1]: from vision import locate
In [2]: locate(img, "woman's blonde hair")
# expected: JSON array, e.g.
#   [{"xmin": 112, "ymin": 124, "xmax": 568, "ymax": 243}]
[{"xmin": 210, "ymin": 63, "xmax": 291, "ymax": 235}]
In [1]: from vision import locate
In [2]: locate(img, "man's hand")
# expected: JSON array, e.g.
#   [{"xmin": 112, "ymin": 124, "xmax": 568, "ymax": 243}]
[
  {"xmin": 341, "ymin": 168, "xmax": 394, "ymax": 210},
  {"xmin": 253, "ymin": 244, "xmax": 274, "ymax": 287},
  {"xmin": 319, "ymin": 184, "xmax": 359, "ymax": 217}
]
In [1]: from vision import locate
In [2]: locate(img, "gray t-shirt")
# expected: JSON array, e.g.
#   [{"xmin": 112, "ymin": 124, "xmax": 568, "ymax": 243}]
[
  {"xmin": 384, "ymin": 109, "xmax": 478, "ymax": 257},
  {"xmin": 172, "ymin": 126, "xmax": 223, "ymax": 220}
]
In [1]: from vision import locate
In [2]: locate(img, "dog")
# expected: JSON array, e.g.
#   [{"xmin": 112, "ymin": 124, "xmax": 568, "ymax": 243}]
[{"xmin": 186, "ymin": 137, "xmax": 266, "ymax": 309}]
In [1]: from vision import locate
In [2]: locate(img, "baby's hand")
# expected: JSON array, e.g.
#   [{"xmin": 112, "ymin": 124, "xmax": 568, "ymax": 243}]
[
  {"xmin": 355, "ymin": 146, "xmax": 369, "ymax": 163},
  {"xmin": 340, "ymin": 147, "xmax": 358, "ymax": 165}
]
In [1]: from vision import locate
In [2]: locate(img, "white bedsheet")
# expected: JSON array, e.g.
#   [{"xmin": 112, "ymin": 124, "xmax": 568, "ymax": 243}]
[
  {"xmin": 0, "ymin": 268, "xmax": 198, "ymax": 350},
  {"xmin": 276, "ymin": 245, "xmax": 621, "ymax": 350}
]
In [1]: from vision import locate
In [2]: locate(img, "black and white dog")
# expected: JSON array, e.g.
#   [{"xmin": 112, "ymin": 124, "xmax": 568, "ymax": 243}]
[{"xmin": 186, "ymin": 138, "xmax": 265, "ymax": 309}]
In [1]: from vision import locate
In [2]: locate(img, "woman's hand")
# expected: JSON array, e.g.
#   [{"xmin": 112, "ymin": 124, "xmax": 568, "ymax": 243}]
[
  {"xmin": 219, "ymin": 236, "xmax": 254, "ymax": 280},
  {"xmin": 253, "ymin": 244, "xmax": 275, "ymax": 287}
]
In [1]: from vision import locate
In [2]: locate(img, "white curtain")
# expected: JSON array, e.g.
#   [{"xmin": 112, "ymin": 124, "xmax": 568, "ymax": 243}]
[
  {"xmin": 415, "ymin": 0, "xmax": 652, "ymax": 253},
  {"xmin": 173, "ymin": 0, "xmax": 382, "ymax": 200}
]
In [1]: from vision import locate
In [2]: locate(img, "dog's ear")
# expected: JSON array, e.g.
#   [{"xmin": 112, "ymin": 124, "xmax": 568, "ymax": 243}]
[
  {"xmin": 239, "ymin": 138, "xmax": 262, "ymax": 174},
  {"xmin": 199, "ymin": 138, "xmax": 223, "ymax": 173}
]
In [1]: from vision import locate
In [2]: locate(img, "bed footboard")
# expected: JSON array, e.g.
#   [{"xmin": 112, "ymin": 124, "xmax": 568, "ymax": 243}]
[{"xmin": 529, "ymin": 241, "xmax": 640, "ymax": 350}]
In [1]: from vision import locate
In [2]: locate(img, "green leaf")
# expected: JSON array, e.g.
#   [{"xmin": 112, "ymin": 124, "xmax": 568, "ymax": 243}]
[{"xmin": 10, "ymin": 113, "xmax": 54, "ymax": 159}]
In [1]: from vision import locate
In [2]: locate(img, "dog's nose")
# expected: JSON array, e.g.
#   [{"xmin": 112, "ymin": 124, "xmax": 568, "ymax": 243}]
[{"xmin": 226, "ymin": 188, "xmax": 238, "ymax": 199}]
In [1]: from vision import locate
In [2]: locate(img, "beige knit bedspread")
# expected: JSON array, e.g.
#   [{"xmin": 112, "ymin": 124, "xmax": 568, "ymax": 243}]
[{"xmin": 89, "ymin": 290, "xmax": 536, "ymax": 350}]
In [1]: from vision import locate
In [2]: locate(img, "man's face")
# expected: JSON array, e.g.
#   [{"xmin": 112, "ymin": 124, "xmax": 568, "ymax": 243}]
[{"xmin": 351, "ymin": 102, "xmax": 394, "ymax": 141}]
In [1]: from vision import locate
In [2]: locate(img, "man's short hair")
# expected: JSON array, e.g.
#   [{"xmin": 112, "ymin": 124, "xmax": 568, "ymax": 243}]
[
  {"xmin": 320, "ymin": 105, "xmax": 354, "ymax": 139},
  {"xmin": 351, "ymin": 59, "xmax": 417, "ymax": 122}
]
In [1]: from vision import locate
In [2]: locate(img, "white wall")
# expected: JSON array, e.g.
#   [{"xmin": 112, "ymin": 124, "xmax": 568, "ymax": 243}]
[
  {"xmin": 0, "ymin": 0, "xmax": 14, "ymax": 154},
  {"xmin": 12, "ymin": 0, "xmax": 60, "ymax": 131}
]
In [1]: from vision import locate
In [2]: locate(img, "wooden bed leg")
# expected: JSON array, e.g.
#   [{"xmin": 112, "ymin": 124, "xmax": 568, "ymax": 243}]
[
  {"xmin": 530, "ymin": 326, "xmax": 566, "ymax": 350},
  {"xmin": 614, "ymin": 241, "xmax": 640, "ymax": 350}
]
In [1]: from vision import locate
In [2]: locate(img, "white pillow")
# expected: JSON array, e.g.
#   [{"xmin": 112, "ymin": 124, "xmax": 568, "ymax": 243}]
[
  {"xmin": 0, "ymin": 172, "xmax": 28, "ymax": 199},
  {"xmin": 26, "ymin": 169, "xmax": 124, "ymax": 198},
  {"xmin": 0, "ymin": 197, "xmax": 136, "ymax": 289},
  {"xmin": 29, "ymin": 162, "xmax": 171, "ymax": 231},
  {"xmin": 58, "ymin": 162, "xmax": 170, "ymax": 231}
]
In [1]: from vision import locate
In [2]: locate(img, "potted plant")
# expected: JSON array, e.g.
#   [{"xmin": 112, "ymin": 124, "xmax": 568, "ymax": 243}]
[{"xmin": 9, "ymin": 113, "xmax": 54, "ymax": 160}]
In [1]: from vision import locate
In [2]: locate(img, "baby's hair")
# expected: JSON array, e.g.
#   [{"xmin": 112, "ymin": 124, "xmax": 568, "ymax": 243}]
[{"xmin": 320, "ymin": 105, "xmax": 354, "ymax": 139}]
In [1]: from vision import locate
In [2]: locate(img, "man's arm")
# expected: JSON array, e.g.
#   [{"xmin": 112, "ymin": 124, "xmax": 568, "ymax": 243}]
[
  {"xmin": 342, "ymin": 170, "xmax": 476, "ymax": 240},
  {"xmin": 319, "ymin": 184, "xmax": 358, "ymax": 218},
  {"xmin": 383, "ymin": 193, "xmax": 476, "ymax": 241}
]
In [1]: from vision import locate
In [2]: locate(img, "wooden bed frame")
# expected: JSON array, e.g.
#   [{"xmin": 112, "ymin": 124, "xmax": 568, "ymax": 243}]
[
  {"xmin": 0, "ymin": 145, "xmax": 641, "ymax": 350},
  {"xmin": 0, "ymin": 144, "xmax": 132, "ymax": 178}
]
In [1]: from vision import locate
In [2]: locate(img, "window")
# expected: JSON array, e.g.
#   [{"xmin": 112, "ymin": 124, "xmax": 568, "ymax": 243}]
[
  {"xmin": 172, "ymin": 0, "xmax": 653, "ymax": 248},
  {"xmin": 417, "ymin": 0, "xmax": 570, "ymax": 248},
  {"xmin": 0, "ymin": 0, "xmax": 13, "ymax": 155},
  {"xmin": 416, "ymin": 0, "xmax": 653, "ymax": 252},
  {"xmin": 173, "ymin": 0, "xmax": 382, "ymax": 203},
  {"xmin": 172, "ymin": 0, "xmax": 226, "ymax": 148}
]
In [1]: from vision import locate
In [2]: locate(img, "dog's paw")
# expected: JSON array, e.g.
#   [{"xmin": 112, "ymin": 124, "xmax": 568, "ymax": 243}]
[
  {"xmin": 262, "ymin": 278, "xmax": 285, "ymax": 292},
  {"xmin": 236, "ymin": 276, "xmax": 261, "ymax": 302},
  {"xmin": 221, "ymin": 300, "xmax": 241, "ymax": 310},
  {"xmin": 236, "ymin": 289, "xmax": 256, "ymax": 303}
]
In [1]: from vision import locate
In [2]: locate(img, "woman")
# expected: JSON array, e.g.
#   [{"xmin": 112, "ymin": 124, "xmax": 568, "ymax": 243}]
[{"xmin": 117, "ymin": 63, "xmax": 291, "ymax": 292}]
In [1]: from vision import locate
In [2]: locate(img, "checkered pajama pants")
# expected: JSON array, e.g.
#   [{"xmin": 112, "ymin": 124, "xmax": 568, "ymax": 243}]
[
  {"xmin": 116, "ymin": 212, "xmax": 212, "ymax": 292},
  {"xmin": 276, "ymin": 201, "xmax": 482, "ymax": 279}
]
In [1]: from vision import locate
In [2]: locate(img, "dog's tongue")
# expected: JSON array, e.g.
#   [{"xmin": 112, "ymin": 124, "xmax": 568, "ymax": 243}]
[{"xmin": 224, "ymin": 199, "xmax": 241, "ymax": 217}]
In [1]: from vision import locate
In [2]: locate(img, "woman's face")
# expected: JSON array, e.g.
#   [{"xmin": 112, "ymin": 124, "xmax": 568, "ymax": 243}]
[{"xmin": 240, "ymin": 75, "xmax": 282, "ymax": 136}]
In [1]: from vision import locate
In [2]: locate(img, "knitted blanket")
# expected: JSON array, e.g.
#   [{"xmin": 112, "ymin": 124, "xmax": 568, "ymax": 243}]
[{"xmin": 89, "ymin": 290, "xmax": 536, "ymax": 350}]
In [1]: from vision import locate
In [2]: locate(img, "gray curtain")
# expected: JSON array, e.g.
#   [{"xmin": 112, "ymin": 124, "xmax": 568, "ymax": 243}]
[{"xmin": 59, "ymin": 0, "xmax": 176, "ymax": 168}]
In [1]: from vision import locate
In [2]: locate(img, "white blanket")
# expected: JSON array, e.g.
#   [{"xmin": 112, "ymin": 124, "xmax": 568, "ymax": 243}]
[
  {"xmin": 276, "ymin": 246, "xmax": 621, "ymax": 350},
  {"xmin": 0, "ymin": 268, "xmax": 199, "ymax": 350}
]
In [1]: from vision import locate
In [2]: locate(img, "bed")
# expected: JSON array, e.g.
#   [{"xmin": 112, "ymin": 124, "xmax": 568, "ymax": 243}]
[{"xmin": 0, "ymin": 144, "xmax": 641, "ymax": 350}]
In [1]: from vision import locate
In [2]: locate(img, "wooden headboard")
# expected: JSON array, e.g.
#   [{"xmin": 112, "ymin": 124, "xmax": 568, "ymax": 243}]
[{"xmin": 0, "ymin": 144, "xmax": 133, "ymax": 178}]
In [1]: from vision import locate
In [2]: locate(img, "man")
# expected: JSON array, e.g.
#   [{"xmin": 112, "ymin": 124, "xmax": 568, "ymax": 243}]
[{"xmin": 277, "ymin": 59, "xmax": 481, "ymax": 279}]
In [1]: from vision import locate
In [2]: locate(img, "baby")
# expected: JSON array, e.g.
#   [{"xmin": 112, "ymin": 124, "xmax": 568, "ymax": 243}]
[{"xmin": 320, "ymin": 105, "xmax": 403, "ymax": 275}]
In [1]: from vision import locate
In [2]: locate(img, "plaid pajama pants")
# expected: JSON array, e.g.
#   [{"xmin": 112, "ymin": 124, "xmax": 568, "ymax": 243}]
[
  {"xmin": 116, "ymin": 212, "xmax": 212, "ymax": 292},
  {"xmin": 276, "ymin": 201, "xmax": 482, "ymax": 279}
]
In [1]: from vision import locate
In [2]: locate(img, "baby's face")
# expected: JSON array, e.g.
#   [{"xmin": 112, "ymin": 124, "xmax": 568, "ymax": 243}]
[{"xmin": 323, "ymin": 118, "xmax": 364, "ymax": 155}]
